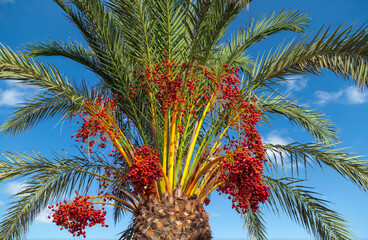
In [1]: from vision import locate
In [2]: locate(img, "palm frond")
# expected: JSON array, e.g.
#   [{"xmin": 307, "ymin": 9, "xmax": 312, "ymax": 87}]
[
  {"xmin": 148, "ymin": 0, "xmax": 188, "ymax": 60},
  {"xmin": 107, "ymin": 0, "xmax": 154, "ymax": 64},
  {"xmin": 251, "ymin": 24, "xmax": 368, "ymax": 88},
  {"xmin": 1, "ymin": 93, "xmax": 84, "ymax": 135},
  {"xmin": 259, "ymin": 93, "xmax": 338, "ymax": 144},
  {"xmin": 0, "ymin": 44, "xmax": 91, "ymax": 134},
  {"xmin": 0, "ymin": 43, "xmax": 80, "ymax": 92},
  {"xmin": 184, "ymin": 0, "xmax": 246, "ymax": 62},
  {"xmin": 0, "ymin": 151, "xmax": 104, "ymax": 240},
  {"xmin": 215, "ymin": 10, "xmax": 310, "ymax": 65},
  {"xmin": 24, "ymin": 39, "xmax": 111, "ymax": 81},
  {"xmin": 242, "ymin": 208, "xmax": 267, "ymax": 240},
  {"xmin": 53, "ymin": 0, "xmax": 129, "ymax": 81},
  {"xmin": 265, "ymin": 143, "xmax": 368, "ymax": 192},
  {"xmin": 265, "ymin": 177, "xmax": 354, "ymax": 240},
  {"xmin": 118, "ymin": 222, "xmax": 135, "ymax": 240}
]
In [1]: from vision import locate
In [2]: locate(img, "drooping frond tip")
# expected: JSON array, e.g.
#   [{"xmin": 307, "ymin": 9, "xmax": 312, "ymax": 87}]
[{"xmin": 226, "ymin": 0, "xmax": 251, "ymax": 8}]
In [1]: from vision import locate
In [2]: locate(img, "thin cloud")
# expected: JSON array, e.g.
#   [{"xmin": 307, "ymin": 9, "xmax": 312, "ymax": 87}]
[
  {"xmin": 35, "ymin": 208, "xmax": 53, "ymax": 224},
  {"xmin": 0, "ymin": 89, "xmax": 23, "ymax": 106},
  {"xmin": 3, "ymin": 181, "xmax": 25, "ymax": 195},
  {"xmin": 315, "ymin": 86, "xmax": 368, "ymax": 106},
  {"xmin": 0, "ymin": 200, "xmax": 4, "ymax": 206},
  {"xmin": 345, "ymin": 86, "xmax": 368, "ymax": 104},
  {"xmin": 0, "ymin": 80, "xmax": 35, "ymax": 107},
  {"xmin": 0, "ymin": 0, "xmax": 14, "ymax": 4},
  {"xmin": 263, "ymin": 130, "xmax": 292, "ymax": 146},
  {"xmin": 285, "ymin": 76, "xmax": 308, "ymax": 92},
  {"xmin": 315, "ymin": 90, "xmax": 344, "ymax": 106},
  {"xmin": 263, "ymin": 130, "xmax": 298, "ymax": 169}
]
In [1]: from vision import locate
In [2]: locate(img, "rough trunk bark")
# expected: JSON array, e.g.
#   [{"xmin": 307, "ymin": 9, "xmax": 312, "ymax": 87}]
[{"xmin": 133, "ymin": 187, "xmax": 212, "ymax": 240}]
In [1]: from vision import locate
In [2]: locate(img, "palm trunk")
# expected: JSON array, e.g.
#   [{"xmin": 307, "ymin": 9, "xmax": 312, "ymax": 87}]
[{"xmin": 133, "ymin": 187, "xmax": 212, "ymax": 240}]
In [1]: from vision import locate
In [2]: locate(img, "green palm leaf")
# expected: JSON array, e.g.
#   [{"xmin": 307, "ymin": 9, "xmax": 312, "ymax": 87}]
[
  {"xmin": 0, "ymin": 151, "xmax": 132, "ymax": 240},
  {"xmin": 216, "ymin": 10, "xmax": 310, "ymax": 65},
  {"xmin": 0, "ymin": 44, "xmax": 91, "ymax": 134},
  {"xmin": 242, "ymin": 208, "xmax": 267, "ymax": 240},
  {"xmin": 251, "ymin": 25, "xmax": 368, "ymax": 88},
  {"xmin": 265, "ymin": 143, "xmax": 368, "ymax": 191},
  {"xmin": 265, "ymin": 177, "xmax": 354, "ymax": 240},
  {"xmin": 24, "ymin": 39, "xmax": 111, "ymax": 81},
  {"xmin": 260, "ymin": 93, "xmax": 338, "ymax": 144}
]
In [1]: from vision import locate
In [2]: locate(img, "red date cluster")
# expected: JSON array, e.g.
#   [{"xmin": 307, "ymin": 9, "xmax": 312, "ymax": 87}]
[
  {"xmin": 147, "ymin": 61, "xmax": 186, "ymax": 112},
  {"xmin": 218, "ymin": 101, "xmax": 269, "ymax": 214},
  {"xmin": 135, "ymin": 57, "xmax": 188, "ymax": 113},
  {"xmin": 218, "ymin": 148, "xmax": 269, "ymax": 213},
  {"xmin": 217, "ymin": 64, "xmax": 241, "ymax": 108},
  {"xmin": 71, "ymin": 93, "xmax": 120, "ymax": 156},
  {"xmin": 49, "ymin": 193, "xmax": 107, "ymax": 238},
  {"xmin": 135, "ymin": 54, "xmax": 212, "ymax": 119},
  {"xmin": 126, "ymin": 145, "xmax": 163, "ymax": 198}
]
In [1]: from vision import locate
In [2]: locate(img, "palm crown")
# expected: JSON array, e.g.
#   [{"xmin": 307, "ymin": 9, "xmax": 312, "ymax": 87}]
[{"xmin": 1, "ymin": 0, "xmax": 368, "ymax": 239}]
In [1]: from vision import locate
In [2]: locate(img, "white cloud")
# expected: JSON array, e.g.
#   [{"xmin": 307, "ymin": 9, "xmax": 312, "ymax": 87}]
[
  {"xmin": 3, "ymin": 181, "xmax": 25, "ymax": 195},
  {"xmin": 35, "ymin": 208, "xmax": 53, "ymax": 224},
  {"xmin": 263, "ymin": 130, "xmax": 295, "ymax": 167},
  {"xmin": 315, "ymin": 90, "xmax": 344, "ymax": 105},
  {"xmin": 0, "ymin": 0, "xmax": 14, "ymax": 4},
  {"xmin": 0, "ymin": 80, "xmax": 35, "ymax": 107},
  {"xmin": 0, "ymin": 200, "xmax": 4, "ymax": 206},
  {"xmin": 315, "ymin": 86, "xmax": 368, "ymax": 106},
  {"xmin": 345, "ymin": 86, "xmax": 368, "ymax": 104},
  {"xmin": 285, "ymin": 76, "xmax": 308, "ymax": 92},
  {"xmin": 0, "ymin": 89, "xmax": 23, "ymax": 106},
  {"xmin": 263, "ymin": 130, "xmax": 292, "ymax": 145}
]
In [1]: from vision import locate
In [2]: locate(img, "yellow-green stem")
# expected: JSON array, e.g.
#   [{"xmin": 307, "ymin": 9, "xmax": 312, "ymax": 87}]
[
  {"xmin": 162, "ymin": 110, "xmax": 169, "ymax": 175},
  {"xmin": 92, "ymin": 202, "xmax": 134, "ymax": 213},
  {"xmin": 112, "ymin": 136, "xmax": 132, "ymax": 166},
  {"xmin": 168, "ymin": 102, "xmax": 178, "ymax": 189},
  {"xmin": 90, "ymin": 195, "xmax": 135, "ymax": 210},
  {"xmin": 197, "ymin": 165, "xmax": 220, "ymax": 196},
  {"xmin": 158, "ymin": 161, "xmax": 171, "ymax": 193},
  {"xmin": 180, "ymin": 94, "xmax": 216, "ymax": 188},
  {"xmin": 210, "ymin": 111, "xmax": 242, "ymax": 153},
  {"xmin": 198, "ymin": 181, "xmax": 224, "ymax": 203},
  {"xmin": 186, "ymin": 156, "xmax": 225, "ymax": 196}
]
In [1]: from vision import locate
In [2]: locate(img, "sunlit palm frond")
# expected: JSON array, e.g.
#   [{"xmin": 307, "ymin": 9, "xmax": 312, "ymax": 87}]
[
  {"xmin": 0, "ymin": 151, "xmax": 108, "ymax": 240},
  {"xmin": 107, "ymin": 0, "xmax": 155, "ymax": 64},
  {"xmin": 252, "ymin": 25, "xmax": 368, "ymax": 88},
  {"xmin": 53, "ymin": 0, "xmax": 129, "ymax": 82},
  {"xmin": 1, "ymin": 93, "xmax": 84, "ymax": 135},
  {"xmin": 148, "ymin": 0, "xmax": 188, "ymax": 60},
  {"xmin": 184, "ymin": 0, "xmax": 246, "ymax": 62},
  {"xmin": 216, "ymin": 10, "xmax": 310, "ymax": 65},
  {"xmin": 265, "ymin": 143, "xmax": 368, "ymax": 192},
  {"xmin": 259, "ymin": 93, "xmax": 338, "ymax": 144},
  {"xmin": 265, "ymin": 177, "xmax": 354, "ymax": 240},
  {"xmin": 0, "ymin": 44, "xmax": 91, "ymax": 134},
  {"xmin": 242, "ymin": 208, "xmax": 267, "ymax": 240},
  {"xmin": 0, "ymin": 43, "xmax": 80, "ymax": 92},
  {"xmin": 24, "ymin": 39, "xmax": 111, "ymax": 81}
]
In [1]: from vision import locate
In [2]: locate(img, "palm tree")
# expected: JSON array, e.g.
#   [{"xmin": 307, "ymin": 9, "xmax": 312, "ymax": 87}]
[{"xmin": 1, "ymin": 0, "xmax": 368, "ymax": 239}]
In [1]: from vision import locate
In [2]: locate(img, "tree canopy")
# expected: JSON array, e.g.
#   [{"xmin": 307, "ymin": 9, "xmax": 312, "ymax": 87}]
[{"xmin": 1, "ymin": 0, "xmax": 368, "ymax": 239}]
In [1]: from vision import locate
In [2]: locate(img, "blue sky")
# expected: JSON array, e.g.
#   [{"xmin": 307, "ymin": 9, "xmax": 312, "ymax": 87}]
[{"xmin": 1, "ymin": 0, "xmax": 368, "ymax": 239}]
